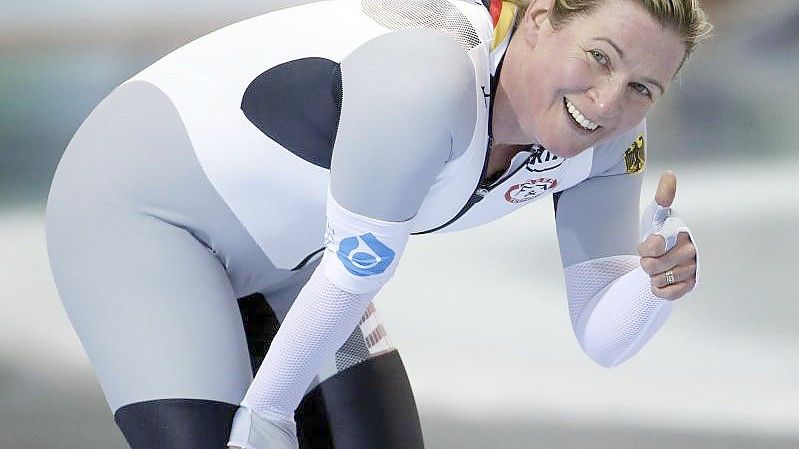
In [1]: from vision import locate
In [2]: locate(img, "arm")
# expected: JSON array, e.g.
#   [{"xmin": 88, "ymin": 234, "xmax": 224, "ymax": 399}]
[
  {"xmin": 324, "ymin": 26, "xmax": 476, "ymax": 292},
  {"xmin": 554, "ymin": 130, "xmax": 697, "ymax": 368},
  {"xmin": 235, "ymin": 27, "xmax": 476, "ymax": 436}
]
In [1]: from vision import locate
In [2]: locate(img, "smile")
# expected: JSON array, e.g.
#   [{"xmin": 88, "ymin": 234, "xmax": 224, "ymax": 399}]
[{"xmin": 564, "ymin": 98, "xmax": 600, "ymax": 132}]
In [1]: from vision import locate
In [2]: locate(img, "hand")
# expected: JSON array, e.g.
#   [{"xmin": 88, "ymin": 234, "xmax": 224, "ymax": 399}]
[
  {"xmin": 228, "ymin": 407, "xmax": 299, "ymax": 449},
  {"xmin": 637, "ymin": 171, "xmax": 698, "ymax": 301}
]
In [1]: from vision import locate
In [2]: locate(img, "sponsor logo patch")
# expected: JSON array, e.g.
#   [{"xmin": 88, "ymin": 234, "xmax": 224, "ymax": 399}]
[
  {"xmin": 505, "ymin": 178, "xmax": 558, "ymax": 203},
  {"xmin": 624, "ymin": 133, "xmax": 646, "ymax": 174},
  {"xmin": 526, "ymin": 146, "xmax": 563, "ymax": 172},
  {"xmin": 336, "ymin": 233, "xmax": 395, "ymax": 277}
]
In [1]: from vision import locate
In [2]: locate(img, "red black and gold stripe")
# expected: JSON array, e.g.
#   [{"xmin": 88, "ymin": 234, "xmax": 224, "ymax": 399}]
[{"xmin": 488, "ymin": 0, "xmax": 519, "ymax": 50}]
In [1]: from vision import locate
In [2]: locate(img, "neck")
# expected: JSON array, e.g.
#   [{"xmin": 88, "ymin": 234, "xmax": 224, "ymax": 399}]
[
  {"xmin": 483, "ymin": 141, "xmax": 528, "ymax": 185},
  {"xmin": 490, "ymin": 27, "xmax": 534, "ymax": 146}
]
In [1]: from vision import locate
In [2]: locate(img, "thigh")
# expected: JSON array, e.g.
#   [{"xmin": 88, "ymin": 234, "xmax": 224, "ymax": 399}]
[
  {"xmin": 49, "ymin": 206, "xmax": 254, "ymax": 447},
  {"xmin": 49, "ymin": 208, "xmax": 253, "ymax": 409},
  {"xmin": 47, "ymin": 82, "xmax": 256, "ymax": 448}
]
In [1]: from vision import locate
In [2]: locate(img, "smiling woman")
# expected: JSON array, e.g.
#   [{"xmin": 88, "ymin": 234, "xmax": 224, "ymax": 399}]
[
  {"xmin": 492, "ymin": 0, "xmax": 713, "ymax": 156},
  {"xmin": 45, "ymin": 1, "xmax": 712, "ymax": 449}
]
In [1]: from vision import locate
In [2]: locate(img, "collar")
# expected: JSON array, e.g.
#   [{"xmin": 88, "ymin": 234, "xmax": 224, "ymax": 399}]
[{"xmin": 487, "ymin": 0, "xmax": 519, "ymax": 74}]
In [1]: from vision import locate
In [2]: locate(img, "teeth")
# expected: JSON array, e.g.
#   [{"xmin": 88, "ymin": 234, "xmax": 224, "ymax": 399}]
[{"xmin": 565, "ymin": 99, "xmax": 599, "ymax": 131}]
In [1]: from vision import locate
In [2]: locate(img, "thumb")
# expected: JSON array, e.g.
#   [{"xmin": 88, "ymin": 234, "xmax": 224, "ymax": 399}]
[{"xmin": 655, "ymin": 170, "xmax": 677, "ymax": 208}]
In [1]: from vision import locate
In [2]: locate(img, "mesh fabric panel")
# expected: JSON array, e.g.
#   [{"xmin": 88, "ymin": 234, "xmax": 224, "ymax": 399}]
[
  {"xmin": 334, "ymin": 302, "xmax": 394, "ymax": 372},
  {"xmin": 335, "ymin": 325, "xmax": 371, "ymax": 372},
  {"xmin": 565, "ymin": 256, "xmax": 673, "ymax": 367},
  {"xmin": 242, "ymin": 260, "xmax": 376, "ymax": 421},
  {"xmin": 594, "ymin": 281, "xmax": 664, "ymax": 352},
  {"xmin": 362, "ymin": 0, "xmax": 482, "ymax": 50},
  {"xmin": 564, "ymin": 255, "xmax": 639, "ymax": 328}
]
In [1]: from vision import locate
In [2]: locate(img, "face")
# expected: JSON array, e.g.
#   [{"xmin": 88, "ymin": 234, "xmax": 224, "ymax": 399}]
[{"xmin": 494, "ymin": 0, "xmax": 685, "ymax": 157}]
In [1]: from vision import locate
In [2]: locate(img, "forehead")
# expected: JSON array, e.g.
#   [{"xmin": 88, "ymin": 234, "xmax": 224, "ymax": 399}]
[{"xmin": 568, "ymin": 0, "xmax": 685, "ymax": 79}]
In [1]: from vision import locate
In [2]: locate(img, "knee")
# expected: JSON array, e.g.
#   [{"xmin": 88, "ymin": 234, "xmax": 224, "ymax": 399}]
[{"xmin": 114, "ymin": 398, "xmax": 238, "ymax": 449}]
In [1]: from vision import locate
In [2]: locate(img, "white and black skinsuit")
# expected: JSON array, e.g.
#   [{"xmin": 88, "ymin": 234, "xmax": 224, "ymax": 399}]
[{"xmin": 46, "ymin": 1, "xmax": 677, "ymax": 448}]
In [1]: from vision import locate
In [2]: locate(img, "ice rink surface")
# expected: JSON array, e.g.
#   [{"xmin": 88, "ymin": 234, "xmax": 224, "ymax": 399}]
[{"xmin": 1, "ymin": 163, "xmax": 797, "ymax": 448}]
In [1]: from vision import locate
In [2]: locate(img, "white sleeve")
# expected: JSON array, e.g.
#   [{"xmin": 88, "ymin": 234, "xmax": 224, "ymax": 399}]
[
  {"xmin": 554, "ymin": 127, "xmax": 674, "ymax": 367},
  {"xmin": 564, "ymin": 256, "xmax": 672, "ymax": 368},
  {"xmin": 322, "ymin": 191, "xmax": 412, "ymax": 294}
]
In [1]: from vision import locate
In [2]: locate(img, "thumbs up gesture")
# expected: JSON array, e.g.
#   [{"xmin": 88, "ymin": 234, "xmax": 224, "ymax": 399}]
[{"xmin": 637, "ymin": 171, "xmax": 699, "ymax": 301}]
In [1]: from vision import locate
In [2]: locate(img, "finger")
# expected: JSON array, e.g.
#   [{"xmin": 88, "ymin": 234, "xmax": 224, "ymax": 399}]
[
  {"xmin": 640, "ymin": 233, "xmax": 696, "ymax": 275},
  {"xmin": 651, "ymin": 262, "xmax": 697, "ymax": 289},
  {"xmin": 655, "ymin": 170, "xmax": 677, "ymax": 208},
  {"xmin": 637, "ymin": 234, "xmax": 666, "ymax": 257},
  {"xmin": 638, "ymin": 232, "xmax": 692, "ymax": 257},
  {"xmin": 652, "ymin": 280, "xmax": 695, "ymax": 301}
]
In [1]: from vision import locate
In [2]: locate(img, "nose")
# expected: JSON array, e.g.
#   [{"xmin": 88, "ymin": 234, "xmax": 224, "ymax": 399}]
[{"xmin": 587, "ymin": 76, "xmax": 625, "ymax": 119}]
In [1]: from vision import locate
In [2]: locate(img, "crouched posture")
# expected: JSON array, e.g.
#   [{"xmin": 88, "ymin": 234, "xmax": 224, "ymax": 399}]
[{"xmin": 46, "ymin": 0, "xmax": 710, "ymax": 448}]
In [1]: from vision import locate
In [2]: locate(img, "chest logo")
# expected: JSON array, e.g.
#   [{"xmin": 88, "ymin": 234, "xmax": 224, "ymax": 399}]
[
  {"xmin": 624, "ymin": 133, "xmax": 646, "ymax": 174},
  {"xmin": 505, "ymin": 178, "xmax": 558, "ymax": 203},
  {"xmin": 526, "ymin": 146, "xmax": 563, "ymax": 172}
]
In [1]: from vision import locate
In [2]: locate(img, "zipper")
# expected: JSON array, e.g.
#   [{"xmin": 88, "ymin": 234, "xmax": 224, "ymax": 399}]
[
  {"xmin": 415, "ymin": 48, "xmax": 513, "ymax": 235},
  {"xmin": 301, "ymin": 143, "xmax": 536, "ymax": 263},
  {"xmin": 414, "ymin": 135, "xmax": 493, "ymax": 235},
  {"xmin": 415, "ymin": 139, "xmax": 537, "ymax": 235},
  {"xmin": 483, "ymin": 144, "xmax": 541, "ymax": 190}
]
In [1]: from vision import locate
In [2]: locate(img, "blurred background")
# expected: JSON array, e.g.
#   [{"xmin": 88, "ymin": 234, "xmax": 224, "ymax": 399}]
[{"xmin": 1, "ymin": 0, "xmax": 798, "ymax": 448}]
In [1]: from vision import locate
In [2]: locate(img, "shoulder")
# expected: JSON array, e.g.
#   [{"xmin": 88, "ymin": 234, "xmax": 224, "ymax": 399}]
[
  {"xmin": 343, "ymin": 28, "xmax": 476, "ymax": 97},
  {"xmin": 588, "ymin": 120, "xmax": 648, "ymax": 178},
  {"xmin": 360, "ymin": 0, "xmax": 495, "ymax": 48},
  {"xmin": 341, "ymin": 28, "xmax": 479, "ymax": 158}
]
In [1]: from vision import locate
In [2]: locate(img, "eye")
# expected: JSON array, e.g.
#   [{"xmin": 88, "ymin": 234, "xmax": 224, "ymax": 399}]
[
  {"xmin": 630, "ymin": 82, "xmax": 652, "ymax": 98},
  {"xmin": 589, "ymin": 49, "xmax": 610, "ymax": 67}
]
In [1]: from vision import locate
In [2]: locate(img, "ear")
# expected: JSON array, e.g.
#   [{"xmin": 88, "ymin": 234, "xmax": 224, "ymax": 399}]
[{"xmin": 520, "ymin": 0, "xmax": 555, "ymax": 47}]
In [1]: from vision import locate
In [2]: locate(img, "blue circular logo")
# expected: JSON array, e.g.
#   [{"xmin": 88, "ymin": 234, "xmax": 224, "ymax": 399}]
[{"xmin": 336, "ymin": 233, "xmax": 395, "ymax": 276}]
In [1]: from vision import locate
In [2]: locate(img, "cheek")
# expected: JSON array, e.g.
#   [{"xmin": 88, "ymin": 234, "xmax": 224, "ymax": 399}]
[
  {"xmin": 541, "ymin": 52, "xmax": 594, "ymax": 98},
  {"xmin": 559, "ymin": 57, "xmax": 593, "ymax": 87},
  {"xmin": 525, "ymin": 58, "xmax": 588, "ymax": 114},
  {"xmin": 618, "ymin": 101, "xmax": 652, "ymax": 130}
]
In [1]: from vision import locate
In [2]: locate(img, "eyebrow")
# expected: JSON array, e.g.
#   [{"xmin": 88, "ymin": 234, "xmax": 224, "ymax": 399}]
[
  {"xmin": 596, "ymin": 37, "xmax": 666, "ymax": 95},
  {"xmin": 641, "ymin": 76, "xmax": 666, "ymax": 95},
  {"xmin": 596, "ymin": 37, "xmax": 625, "ymax": 59}
]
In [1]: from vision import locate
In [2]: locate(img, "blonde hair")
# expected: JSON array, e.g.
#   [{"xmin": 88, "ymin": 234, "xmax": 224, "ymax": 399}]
[{"xmin": 505, "ymin": 0, "xmax": 714, "ymax": 68}]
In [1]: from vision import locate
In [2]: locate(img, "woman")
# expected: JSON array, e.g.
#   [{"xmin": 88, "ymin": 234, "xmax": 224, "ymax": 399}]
[{"xmin": 46, "ymin": 0, "xmax": 711, "ymax": 448}]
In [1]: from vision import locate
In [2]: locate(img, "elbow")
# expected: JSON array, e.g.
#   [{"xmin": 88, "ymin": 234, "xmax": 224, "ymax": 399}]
[
  {"xmin": 583, "ymin": 347, "xmax": 626, "ymax": 368},
  {"xmin": 576, "ymin": 330, "xmax": 636, "ymax": 369}
]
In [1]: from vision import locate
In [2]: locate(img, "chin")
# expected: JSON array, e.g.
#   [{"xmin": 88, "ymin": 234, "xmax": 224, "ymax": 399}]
[
  {"xmin": 547, "ymin": 145, "xmax": 584, "ymax": 159},
  {"xmin": 535, "ymin": 134, "xmax": 590, "ymax": 159},
  {"xmin": 544, "ymin": 127, "xmax": 612, "ymax": 158}
]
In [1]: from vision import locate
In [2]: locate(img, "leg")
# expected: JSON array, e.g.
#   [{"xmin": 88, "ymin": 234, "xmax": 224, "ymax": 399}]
[
  {"xmin": 48, "ymin": 207, "xmax": 253, "ymax": 448},
  {"xmin": 47, "ymin": 81, "xmax": 258, "ymax": 448},
  {"xmin": 232, "ymin": 274, "xmax": 425, "ymax": 449}
]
